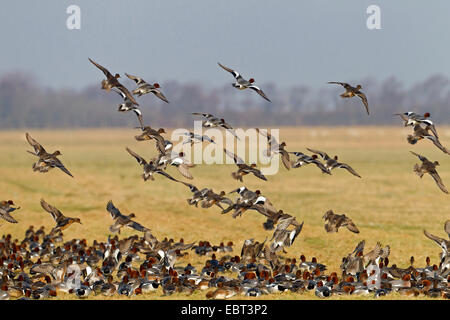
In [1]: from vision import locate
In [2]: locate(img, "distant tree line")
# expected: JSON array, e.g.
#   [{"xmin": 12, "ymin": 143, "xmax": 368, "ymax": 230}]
[{"xmin": 0, "ymin": 71, "xmax": 449, "ymax": 129}]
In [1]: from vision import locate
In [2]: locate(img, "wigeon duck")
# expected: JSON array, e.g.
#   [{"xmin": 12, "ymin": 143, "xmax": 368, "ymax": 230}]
[
  {"xmin": 182, "ymin": 131, "xmax": 215, "ymax": 145},
  {"xmin": 315, "ymin": 281, "xmax": 331, "ymax": 298},
  {"xmin": 40, "ymin": 199, "xmax": 81, "ymax": 233},
  {"xmin": 111, "ymin": 88, "xmax": 144, "ymax": 129},
  {"xmin": 328, "ymin": 81, "xmax": 369, "ymax": 115},
  {"xmin": 240, "ymin": 239, "xmax": 266, "ymax": 263},
  {"xmin": 224, "ymin": 148, "xmax": 267, "ymax": 182},
  {"xmin": 307, "ymin": 148, "xmax": 361, "ymax": 178},
  {"xmin": 395, "ymin": 112, "xmax": 439, "ymax": 137},
  {"xmin": 0, "ymin": 200, "xmax": 20, "ymax": 224},
  {"xmin": 410, "ymin": 151, "xmax": 448, "ymax": 194},
  {"xmin": 269, "ymin": 217, "xmax": 304, "ymax": 253},
  {"xmin": 256, "ymin": 128, "xmax": 290, "ymax": 170},
  {"xmin": 191, "ymin": 113, "xmax": 240, "ymax": 140},
  {"xmin": 157, "ymin": 151, "xmax": 195, "ymax": 180},
  {"xmin": 26, "ymin": 133, "xmax": 74, "ymax": 178},
  {"xmin": 126, "ymin": 147, "xmax": 180, "ymax": 182},
  {"xmin": 289, "ymin": 152, "xmax": 331, "ymax": 174},
  {"xmin": 106, "ymin": 200, "xmax": 150, "ymax": 234},
  {"xmin": 88, "ymin": 58, "xmax": 139, "ymax": 105},
  {"xmin": 125, "ymin": 73, "xmax": 169, "ymax": 103},
  {"xmin": 134, "ymin": 126, "xmax": 167, "ymax": 154},
  {"xmin": 322, "ymin": 210, "xmax": 359, "ymax": 234},
  {"xmin": 206, "ymin": 285, "xmax": 240, "ymax": 299},
  {"xmin": 406, "ymin": 124, "xmax": 449, "ymax": 154},
  {"xmin": 218, "ymin": 62, "xmax": 271, "ymax": 102}
]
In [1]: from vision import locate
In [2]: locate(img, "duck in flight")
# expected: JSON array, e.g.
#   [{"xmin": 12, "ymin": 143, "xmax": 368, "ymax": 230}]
[
  {"xmin": 328, "ymin": 82, "xmax": 369, "ymax": 115},
  {"xmin": 88, "ymin": 58, "xmax": 139, "ymax": 106},
  {"xmin": 125, "ymin": 73, "xmax": 169, "ymax": 103},
  {"xmin": 410, "ymin": 151, "xmax": 448, "ymax": 194},
  {"xmin": 26, "ymin": 133, "xmax": 74, "ymax": 178},
  {"xmin": 306, "ymin": 148, "xmax": 361, "ymax": 178},
  {"xmin": 218, "ymin": 62, "xmax": 271, "ymax": 102}
]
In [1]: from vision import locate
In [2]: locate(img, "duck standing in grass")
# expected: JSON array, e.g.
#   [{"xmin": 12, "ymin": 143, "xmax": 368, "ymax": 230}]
[{"xmin": 26, "ymin": 133, "xmax": 74, "ymax": 178}]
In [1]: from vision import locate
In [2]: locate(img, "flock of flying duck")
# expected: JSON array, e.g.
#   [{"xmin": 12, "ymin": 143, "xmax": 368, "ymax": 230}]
[{"xmin": 0, "ymin": 59, "xmax": 449, "ymax": 299}]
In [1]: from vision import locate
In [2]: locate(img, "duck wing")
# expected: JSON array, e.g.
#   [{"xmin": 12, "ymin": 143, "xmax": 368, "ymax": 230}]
[
  {"xmin": 306, "ymin": 148, "xmax": 330, "ymax": 161},
  {"xmin": 423, "ymin": 229, "xmax": 448, "ymax": 252},
  {"xmin": 175, "ymin": 163, "xmax": 193, "ymax": 180},
  {"xmin": 218, "ymin": 62, "xmax": 241, "ymax": 80},
  {"xmin": 46, "ymin": 157, "xmax": 73, "ymax": 177},
  {"xmin": 152, "ymin": 90, "xmax": 169, "ymax": 103},
  {"xmin": 125, "ymin": 73, "xmax": 145, "ymax": 85},
  {"xmin": 342, "ymin": 216, "xmax": 360, "ymax": 233},
  {"xmin": 88, "ymin": 58, "xmax": 114, "ymax": 79},
  {"xmin": 126, "ymin": 147, "xmax": 147, "ymax": 166},
  {"xmin": 337, "ymin": 162, "xmax": 361, "ymax": 178},
  {"xmin": 127, "ymin": 220, "xmax": 150, "ymax": 233},
  {"xmin": 429, "ymin": 170, "xmax": 449, "ymax": 194},
  {"xmin": 106, "ymin": 200, "xmax": 123, "ymax": 220},
  {"xmin": 356, "ymin": 92, "xmax": 369, "ymax": 115},
  {"xmin": 155, "ymin": 170, "xmax": 180, "ymax": 183},
  {"xmin": 40, "ymin": 199, "xmax": 63, "ymax": 222},
  {"xmin": 223, "ymin": 148, "xmax": 244, "ymax": 165},
  {"xmin": 328, "ymin": 81, "xmax": 351, "ymax": 89},
  {"xmin": 26, "ymin": 133, "xmax": 46, "ymax": 156},
  {"xmin": 279, "ymin": 149, "xmax": 291, "ymax": 170},
  {"xmin": 0, "ymin": 207, "xmax": 18, "ymax": 223},
  {"xmin": 425, "ymin": 136, "xmax": 450, "ymax": 154},
  {"xmin": 116, "ymin": 84, "xmax": 139, "ymax": 106},
  {"xmin": 410, "ymin": 151, "xmax": 428, "ymax": 162},
  {"xmin": 249, "ymin": 85, "xmax": 271, "ymax": 102}
]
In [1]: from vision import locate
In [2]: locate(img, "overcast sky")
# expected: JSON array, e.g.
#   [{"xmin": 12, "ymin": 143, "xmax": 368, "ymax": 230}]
[{"xmin": 0, "ymin": 1, "xmax": 449, "ymax": 89}]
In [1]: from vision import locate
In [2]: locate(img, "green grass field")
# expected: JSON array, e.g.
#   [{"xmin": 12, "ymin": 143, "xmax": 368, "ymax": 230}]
[{"xmin": 0, "ymin": 126, "xmax": 449, "ymax": 299}]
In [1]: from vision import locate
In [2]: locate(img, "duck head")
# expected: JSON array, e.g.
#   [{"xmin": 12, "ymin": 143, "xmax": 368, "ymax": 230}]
[
  {"xmin": 249, "ymin": 78, "xmax": 255, "ymax": 84},
  {"xmin": 153, "ymin": 83, "xmax": 160, "ymax": 88},
  {"xmin": 356, "ymin": 84, "xmax": 362, "ymax": 90}
]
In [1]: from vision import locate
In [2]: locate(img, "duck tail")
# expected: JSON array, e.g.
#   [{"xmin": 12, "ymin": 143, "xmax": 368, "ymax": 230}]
[
  {"xmin": 231, "ymin": 172, "xmax": 242, "ymax": 182},
  {"xmin": 413, "ymin": 164, "xmax": 423, "ymax": 177}
]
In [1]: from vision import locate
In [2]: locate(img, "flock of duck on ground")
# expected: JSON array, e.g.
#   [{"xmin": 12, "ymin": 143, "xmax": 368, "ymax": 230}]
[{"xmin": 0, "ymin": 59, "xmax": 449, "ymax": 299}]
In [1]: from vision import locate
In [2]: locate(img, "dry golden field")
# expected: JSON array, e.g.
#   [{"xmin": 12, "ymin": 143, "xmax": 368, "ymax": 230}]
[{"xmin": 0, "ymin": 126, "xmax": 449, "ymax": 300}]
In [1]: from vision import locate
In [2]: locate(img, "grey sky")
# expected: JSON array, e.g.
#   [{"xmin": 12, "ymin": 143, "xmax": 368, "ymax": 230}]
[{"xmin": 0, "ymin": 1, "xmax": 449, "ymax": 89}]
